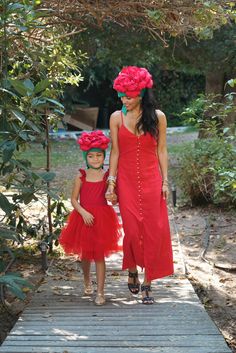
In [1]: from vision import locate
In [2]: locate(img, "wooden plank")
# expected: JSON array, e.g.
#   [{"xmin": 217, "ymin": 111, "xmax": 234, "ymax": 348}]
[
  {"xmin": 0, "ymin": 347, "xmax": 231, "ymax": 353},
  {"xmin": 12, "ymin": 324, "xmax": 217, "ymax": 331},
  {"xmin": 4, "ymin": 339, "xmax": 230, "ymax": 349},
  {"xmin": 5, "ymin": 335, "xmax": 225, "ymax": 343}
]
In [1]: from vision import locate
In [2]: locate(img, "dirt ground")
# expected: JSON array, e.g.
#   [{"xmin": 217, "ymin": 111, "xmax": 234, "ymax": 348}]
[
  {"xmin": 173, "ymin": 205, "xmax": 236, "ymax": 352},
  {"xmin": 0, "ymin": 132, "xmax": 235, "ymax": 352}
]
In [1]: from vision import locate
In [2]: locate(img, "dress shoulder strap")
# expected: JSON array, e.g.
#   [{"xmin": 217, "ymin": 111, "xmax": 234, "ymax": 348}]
[
  {"xmin": 120, "ymin": 111, "xmax": 124, "ymax": 125},
  {"xmin": 78, "ymin": 168, "xmax": 86, "ymax": 182}
]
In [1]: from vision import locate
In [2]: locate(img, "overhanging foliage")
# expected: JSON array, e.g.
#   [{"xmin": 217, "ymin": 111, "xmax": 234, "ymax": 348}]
[{"xmin": 40, "ymin": 0, "xmax": 236, "ymax": 44}]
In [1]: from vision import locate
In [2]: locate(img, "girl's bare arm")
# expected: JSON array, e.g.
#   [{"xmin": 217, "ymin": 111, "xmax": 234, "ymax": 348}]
[{"xmin": 71, "ymin": 175, "xmax": 94, "ymax": 226}]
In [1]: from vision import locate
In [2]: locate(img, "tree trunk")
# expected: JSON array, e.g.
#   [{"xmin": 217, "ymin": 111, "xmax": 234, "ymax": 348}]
[
  {"xmin": 199, "ymin": 71, "xmax": 235, "ymax": 138},
  {"xmin": 223, "ymin": 73, "xmax": 236, "ymax": 135},
  {"xmin": 198, "ymin": 71, "xmax": 224, "ymax": 138}
]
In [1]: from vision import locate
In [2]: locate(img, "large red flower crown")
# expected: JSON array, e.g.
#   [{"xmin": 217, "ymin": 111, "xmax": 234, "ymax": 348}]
[
  {"xmin": 113, "ymin": 66, "xmax": 153, "ymax": 97},
  {"xmin": 77, "ymin": 130, "xmax": 110, "ymax": 151}
]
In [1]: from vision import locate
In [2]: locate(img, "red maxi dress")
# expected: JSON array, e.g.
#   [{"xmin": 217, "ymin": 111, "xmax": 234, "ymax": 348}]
[
  {"xmin": 117, "ymin": 112, "xmax": 174, "ymax": 281},
  {"xmin": 59, "ymin": 169, "xmax": 121, "ymax": 261}
]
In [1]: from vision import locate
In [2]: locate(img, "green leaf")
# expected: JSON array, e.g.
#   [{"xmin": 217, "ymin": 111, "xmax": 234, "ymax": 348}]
[
  {"xmin": 0, "ymin": 274, "xmax": 33, "ymax": 300},
  {"xmin": 44, "ymin": 98, "xmax": 64, "ymax": 109},
  {"xmin": 34, "ymin": 79, "xmax": 50, "ymax": 94},
  {"xmin": 2, "ymin": 140, "xmax": 17, "ymax": 163},
  {"xmin": 10, "ymin": 79, "xmax": 28, "ymax": 96},
  {"xmin": 227, "ymin": 78, "xmax": 236, "ymax": 87},
  {"xmin": 11, "ymin": 110, "xmax": 42, "ymax": 133},
  {"xmin": 0, "ymin": 193, "xmax": 14, "ymax": 215},
  {"xmin": 0, "ymin": 227, "xmax": 21, "ymax": 242},
  {"xmin": 7, "ymin": 3, "xmax": 25, "ymax": 11},
  {"xmin": 24, "ymin": 79, "xmax": 34, "ymax": 93},
  {"xmin": 11, "ymin": 110, "xmax": 27, "ymax": 123},
  {"xmin": 0, "ymin": 88, "xmax": 18, "ymax": 99},
  {"xmin": 20, "ymin": 192, "xmax": 36, "ymax": 205},
  {"xmin": 37, "ymin": 171, "xmax": 56, "ymax": 182}
]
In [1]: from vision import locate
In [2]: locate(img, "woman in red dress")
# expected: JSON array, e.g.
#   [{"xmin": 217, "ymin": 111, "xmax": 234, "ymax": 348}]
[
  {"xmin": 106, "ymin": 66, "xmax": 174, "ymax": 304},
  {"xmin": 59, "ymin": 131, "xmax": 121, "ymax": 305}
]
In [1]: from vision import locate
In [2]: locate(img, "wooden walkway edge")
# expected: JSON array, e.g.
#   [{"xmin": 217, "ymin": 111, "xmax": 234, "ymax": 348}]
[{"xmin": 0, "ymin": 216, "xmax": 232, "ymax": 353}]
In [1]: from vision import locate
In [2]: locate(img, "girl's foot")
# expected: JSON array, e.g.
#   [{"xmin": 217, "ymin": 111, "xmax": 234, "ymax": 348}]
[
  {"xmin": 141, "ymin": 284, "xmax": 154, "ymax": 305},
  {"xmin": 84, "ymin": 283, "xmax": 94, "ymax": 295},
  {"xmin": 94, "ymin": 293, "xmax": 105, "ymax": 306}
]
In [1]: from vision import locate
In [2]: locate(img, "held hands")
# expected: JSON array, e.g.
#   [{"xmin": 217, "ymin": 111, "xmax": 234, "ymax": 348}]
[
  {"xmin": 80, "ymin": 209, "xmax": 94, "ymax": 226},
  {"xmin": 105, "ymin": 184, "xmax": 117, "ymax": 205}
]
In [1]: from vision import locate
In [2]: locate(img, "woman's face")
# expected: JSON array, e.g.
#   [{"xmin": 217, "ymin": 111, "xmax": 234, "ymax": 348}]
[{"xmin": 121, "ymin": 95, "xmax": 141, "ymax": 112}]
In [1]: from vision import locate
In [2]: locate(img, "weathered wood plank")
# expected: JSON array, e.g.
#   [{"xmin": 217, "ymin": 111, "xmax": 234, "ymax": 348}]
[
  {"xmin": 9, "ymin": 324, "xmax": 219, "ymax": 332},
  {"xmin": 5, "ymin": 334, "xmax": 225, "ymax": 344},
  {"xmin": 0, "ymin": 347, "xmax": 231, "ymax": 353},
  {"xmin": 4, "ymin": 338, "xmax": 230, "ymax": 349}
]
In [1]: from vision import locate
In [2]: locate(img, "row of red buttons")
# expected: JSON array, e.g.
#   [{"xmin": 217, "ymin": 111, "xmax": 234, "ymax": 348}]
[{"xmin": 136, "ymin": 136, "xmax": 143, "ymax": 247}]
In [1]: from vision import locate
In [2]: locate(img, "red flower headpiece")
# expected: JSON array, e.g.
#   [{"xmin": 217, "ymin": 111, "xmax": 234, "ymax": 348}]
[
  {"xmin": 113, "ymin": 66, "xmax": 153, "ymax": 97},
  {"xmin": 77, "ymin": 130, "xmax": 110, "ymax": 151}
]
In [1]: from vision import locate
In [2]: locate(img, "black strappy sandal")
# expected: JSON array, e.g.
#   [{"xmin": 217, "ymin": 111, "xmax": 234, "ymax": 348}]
[
  {"xmin": 141, "ymin": 285, "xmax": 154, "ymax": 305},
  {"xmin": 128, "ymin": 271, "xmax": 140, "ymax": 295}
]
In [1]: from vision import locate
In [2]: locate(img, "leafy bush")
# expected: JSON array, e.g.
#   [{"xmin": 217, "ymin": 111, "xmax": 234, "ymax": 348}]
[
  {"xmin": 0, "ymin": 225, "xmax": 33, "ymax": 300},
  {"xmin": 177, "ymin": 136, "xmax": 236, "ymax": 206}
]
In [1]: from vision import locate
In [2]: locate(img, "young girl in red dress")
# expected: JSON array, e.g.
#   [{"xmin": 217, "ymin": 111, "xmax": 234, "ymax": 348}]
[{"xmin": 59, "ymin": 131, "xmax": 120, "ymax": 306}]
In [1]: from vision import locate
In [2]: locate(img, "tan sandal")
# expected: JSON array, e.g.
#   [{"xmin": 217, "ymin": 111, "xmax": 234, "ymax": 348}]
[
  {"xmin": 94, "ymin": 293, "xmax": 105, "ymax": 306},
  {"xmin": 84, "ymin": 284, "xmax": 94, "ymax": 295}
]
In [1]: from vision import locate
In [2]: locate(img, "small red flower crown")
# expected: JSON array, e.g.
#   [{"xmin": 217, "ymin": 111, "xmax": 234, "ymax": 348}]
[
  {"xmin": 113, "ymin": 66, "xmax": 153, "ymax": 97},
  {"xmin": 77, "ymin": 130, "xmax": 110, "ymax": 151}
]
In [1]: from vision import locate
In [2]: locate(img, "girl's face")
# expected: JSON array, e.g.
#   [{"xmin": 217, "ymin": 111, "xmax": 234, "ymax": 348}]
[
  {"xmin": 121, "ymin": 95, "xmax": 141, "ymax": 112},
  {"xmin": 87, "ymin": 151, "xmax": 104, "ymax": 168}
]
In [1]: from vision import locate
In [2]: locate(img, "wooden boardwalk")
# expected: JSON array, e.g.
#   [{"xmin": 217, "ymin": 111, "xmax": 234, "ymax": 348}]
[{"xmin": 0, "ymin": 212, "xmax": 232, "ymax": 353}]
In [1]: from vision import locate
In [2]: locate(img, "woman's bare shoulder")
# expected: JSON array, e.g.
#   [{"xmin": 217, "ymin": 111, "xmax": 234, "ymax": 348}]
[
  {"xmin": 110, "ymin": 110, "xmax": 121, "ymax": 119},
  {"xmin": 110, "ymin": 110, "xmax": 121, "ymax": 126},
  {"xmin": 156, "ymin": 109, "xmax": 167, "ymax": 125}
]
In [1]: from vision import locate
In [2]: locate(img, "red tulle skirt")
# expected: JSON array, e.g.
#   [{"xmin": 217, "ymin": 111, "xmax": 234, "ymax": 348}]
[{"xmin": 59, "ymin": 206, "xmax": 121, "ymax": 261}]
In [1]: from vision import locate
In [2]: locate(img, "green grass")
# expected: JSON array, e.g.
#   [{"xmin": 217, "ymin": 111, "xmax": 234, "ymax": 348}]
[
  {"xmin": 17, "ymin": 140, "xmax": 83, "ymax": 169},
  {"xmin": 168, "ymin": 141, "xmax": 194, "ymax": 155}
]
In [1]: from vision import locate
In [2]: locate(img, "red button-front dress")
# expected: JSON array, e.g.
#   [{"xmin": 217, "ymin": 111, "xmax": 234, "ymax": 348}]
[
  {"xmin": 59, "ymin": 169, "xmax": 121, "ymax": 261},
  {"xmin": 117, "ymin": 112, "xmax": 174, "ymax": 281}
]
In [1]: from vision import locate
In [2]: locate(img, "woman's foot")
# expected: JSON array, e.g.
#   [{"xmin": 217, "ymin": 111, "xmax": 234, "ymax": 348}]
[
  {"xmin": 128, "ymin": 271, "xmax": 140, "ymax": 295},
  {"xmin": 141, "ymin": 284, "xmax": 154, "ymax": 305},
  {"xmin": 84, "ymin": 283, "xmax": 94, "ymax": 295},
  {"xmin": 94, "ymin": 293, "xmax": 105, "ymax": 306}
]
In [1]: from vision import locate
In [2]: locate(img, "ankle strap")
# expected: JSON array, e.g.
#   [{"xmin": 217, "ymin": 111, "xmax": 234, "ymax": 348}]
[{"xmin": 128, "ymin": 271, "xmax": 138, "ymax": 278}]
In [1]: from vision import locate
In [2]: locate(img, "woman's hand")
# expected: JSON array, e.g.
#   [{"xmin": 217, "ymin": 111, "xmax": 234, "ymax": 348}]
[
  {"xmin": 80, "ymin": 209, "xmax": 94, "ymax": 226},
  {"xmin": 105, "ymin": 184, "xmax": 115, "ymax": 202},
  {"xmin": 162, "ymin": 183, "xmax": 169, "ymax": 200}
]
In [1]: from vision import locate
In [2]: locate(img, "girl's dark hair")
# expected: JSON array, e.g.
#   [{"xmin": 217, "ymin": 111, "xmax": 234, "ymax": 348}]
[{"xmin": 136, "ymin": 88, "xmax": 158, "ymax": 139}]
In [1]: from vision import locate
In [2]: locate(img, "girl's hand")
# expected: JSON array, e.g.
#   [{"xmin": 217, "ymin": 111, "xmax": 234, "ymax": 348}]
[
  {"xmin": 105, "ymin": 184, "xmax": 115, "ymax": 202},
  {"xmin": 80, "ymin": 209, "xmax": 94, "ymax": 226},
  {"xmin": 111, "ymin": 193, "xmax": 118, "ymax": 205},
  {"xmin": 162, "ymin": 184, "xmax": 169, "ymax": 200}
]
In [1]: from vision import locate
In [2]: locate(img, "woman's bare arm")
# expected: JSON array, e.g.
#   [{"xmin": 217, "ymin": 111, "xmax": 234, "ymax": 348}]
[
  {"xmin": 106, "ymin": 111, "xmax": 120, "ymax": 200},
  {"xmin": 109, "ymin": 111, "xmax": 120, "ymax": 177},
  {"xmin": 156, "ymin": 110, "xmax": 169, "ymax": 199}
]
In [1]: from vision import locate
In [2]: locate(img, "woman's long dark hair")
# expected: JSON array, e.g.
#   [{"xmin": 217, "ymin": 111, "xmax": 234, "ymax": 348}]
[{"xmin": 136, "ymin": 88, "xmax": 158, "ymax": 139}]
